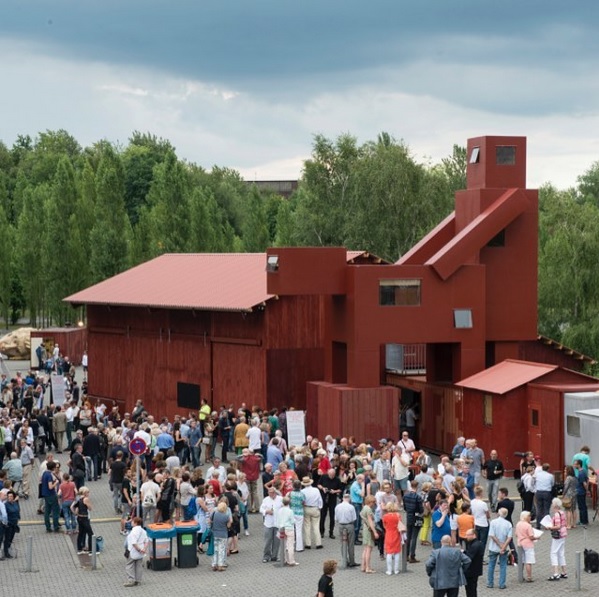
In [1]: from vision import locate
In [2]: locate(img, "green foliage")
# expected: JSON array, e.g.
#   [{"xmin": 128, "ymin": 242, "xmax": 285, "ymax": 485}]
[
  {"xmin": 242, "ymin": 187, "xmax": 270, "ymax": 252},
  {"xmin": 146, "ymin": 150, "xmax": 190, "ymax": 253},
  {"xmin": 90, "ymin": 146, "xmax": 131, "ymax": 282},
  {"xmin": 538, "ymin": 183, "xmax": 599, "ymax": 358},
  {"xmin": 0, "ymin": 205, "xmax": 14, "ymax": 324}
]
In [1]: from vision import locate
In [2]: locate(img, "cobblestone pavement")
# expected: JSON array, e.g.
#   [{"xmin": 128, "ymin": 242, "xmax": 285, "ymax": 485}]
[{"xmin": 2, "ymin": 360, "xmax": 599, "ymax": 596}]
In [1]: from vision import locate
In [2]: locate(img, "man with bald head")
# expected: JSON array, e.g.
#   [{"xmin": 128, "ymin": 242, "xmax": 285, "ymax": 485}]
[
  {"xmin": 464, "ymin": 529, "xmax": 484, "ymax": 597},
  {"xmin": 426, "ymin": 535, "xmax": 471, "ymax": 597}
]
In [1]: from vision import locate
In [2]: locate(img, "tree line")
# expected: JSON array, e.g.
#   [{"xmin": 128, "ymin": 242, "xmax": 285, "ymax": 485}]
[{"xmin": 0, "ymin": 129, "xmax": 598, "ymax": 366}]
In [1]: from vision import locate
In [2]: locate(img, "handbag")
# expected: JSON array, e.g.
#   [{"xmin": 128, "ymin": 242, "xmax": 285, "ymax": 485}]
[
  {"xmin": 397, "ymin": 516, "xmax": 407, "ymax": 533},
  {"xmin": 124, "ymin": 548, "xmax": 130, "ymax": 558},
  {"xmin": 551, "ymin": 530, "xmax": 561, "ymax": 539},
  {"xmin": 414, "ymin": 514, "xmax": 424, "ymax": 528},
  {"xmin": 561, "ymin": 496, "xmax": 572, "ymax": 509}
]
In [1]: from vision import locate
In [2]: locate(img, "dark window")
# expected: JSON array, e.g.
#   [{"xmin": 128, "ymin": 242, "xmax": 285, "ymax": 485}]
[
  {"xmin": 531, "ymin": 409, "xmax": 539, "ymax": 427},
  {"xmin": 496, "ymin": 146, "xmax": 516, "ymax": 165},
  {"xmin": 379, "ymin": 279, "xmax": 421, "ymax": 306},
  {"xmin": 566, "ymin": 415, "xmax": 581, "ymax": 437},
  {"xmin": 487, "ymin": 229, "xmax": 505, "ymax": 247}
]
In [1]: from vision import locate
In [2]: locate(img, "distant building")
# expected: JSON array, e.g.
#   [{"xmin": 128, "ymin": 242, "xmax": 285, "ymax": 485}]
[{"xmin": 246, "ymin": 180, "xmax": 298, "ymax": 198}]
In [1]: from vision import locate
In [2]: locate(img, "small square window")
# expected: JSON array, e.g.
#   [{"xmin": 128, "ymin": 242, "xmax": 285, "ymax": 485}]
[
  {"xmin": 483, "ymin": 394, "xmax": 493, "ymax": 426},
  {"xmin": 454, "ymin": 309, "xmax": 473, "ymax": 329},
  {"xmin": 469, "ymin": 147, "xmax": 480, "ymax": 164},
  {"xmin": 496, "ymin": 146, "xmax": 516, "ymax": 165},
  {"xmin": 566, "ymin": 415, "xmax": 581, "ymax": 437}
]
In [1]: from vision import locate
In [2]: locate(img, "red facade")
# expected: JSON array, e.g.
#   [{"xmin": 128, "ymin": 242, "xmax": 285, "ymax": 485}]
[{"xmin": 83, "ymin": 294, "xmax": 326, "ymax": 419}]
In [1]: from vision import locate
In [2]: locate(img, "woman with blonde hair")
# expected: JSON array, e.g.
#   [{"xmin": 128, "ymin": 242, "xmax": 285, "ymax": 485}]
[
  {"xmin": 547, "ymin": 498, "xmax": 568, "ymax": 581},
  {"xmin": 360, "ymin": 494, "xmax": 379, "ymax": 573},
  {"xmin": 516, "ymin": 510, "xmax": 538, "ymax": 582},
  {"xmin": 382, "ymin": 501, "xmax": 402, "ymax": 575},
  {"xmin": 72, "ymin": 486, "xmax": 94, "ymax": 555}
]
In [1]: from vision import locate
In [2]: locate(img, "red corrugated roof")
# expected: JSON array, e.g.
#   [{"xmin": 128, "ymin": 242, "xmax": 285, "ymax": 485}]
[
  {"xmin": 65, "ymin": 251, "xmax": 371, "ymax": 312},
  {"xmin": 456, "ymin": 359, "xmax": 558, "ymax": 395}
]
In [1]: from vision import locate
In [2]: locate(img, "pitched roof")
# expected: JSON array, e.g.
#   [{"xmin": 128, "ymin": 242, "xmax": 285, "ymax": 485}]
[
  {"xmin": 456, "ymin": 359, "xmax": 557, "ymax": 395},
  {"xmin": 65, "ymin": 251, "xmax": 372, "ymax": 313}
]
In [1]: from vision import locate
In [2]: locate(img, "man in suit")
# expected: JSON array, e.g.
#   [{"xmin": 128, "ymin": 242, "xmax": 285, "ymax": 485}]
[
  {"xmin": 464, "ymin": 529, "xmax": 484, "ymax": 597},
  {"xmin": 426, "ymin": 535, "xmax": 471, "ymax": 597}
]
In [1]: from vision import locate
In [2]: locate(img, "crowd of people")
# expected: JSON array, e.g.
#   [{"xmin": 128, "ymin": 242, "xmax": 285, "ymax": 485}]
[{"xmin": 0, "ymin": 371, "xmax": 596, "ymax": 592}]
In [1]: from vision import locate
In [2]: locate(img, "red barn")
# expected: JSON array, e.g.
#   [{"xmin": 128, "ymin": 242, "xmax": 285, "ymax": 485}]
[{"xmin": 65, "ymin": 251, "xmax": 383, "ymax": 419}]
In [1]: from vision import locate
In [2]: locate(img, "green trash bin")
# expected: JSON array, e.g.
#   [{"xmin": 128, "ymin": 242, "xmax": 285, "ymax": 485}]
[{"xmin": 174, "ymin": 521, "xmax": 200, "ymax": 568}]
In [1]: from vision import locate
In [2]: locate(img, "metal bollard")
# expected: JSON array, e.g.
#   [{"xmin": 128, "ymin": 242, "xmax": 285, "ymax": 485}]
[
  {"xmin": 402, "ymin": 537, "xmax": 408, "ymax": 572},
  {"xmin": 575, "ymin": 550, "xmax": 581, "ymax": 591},
  {"xmin": 517, "ymin": 546, "xmax": 524, "ymax": 582},
  {"xmin": 20, "ymin": 535, "xmax": 38, "ymax": 574},
  {"xmin": 91, "ymin": 534, "xmax": 97, "ymax": 570}
]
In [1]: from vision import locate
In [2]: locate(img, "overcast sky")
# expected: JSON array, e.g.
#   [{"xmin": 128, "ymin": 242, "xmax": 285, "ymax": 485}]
[{"xmin": 2, "ymin": 1, "xmax": 599, "ymax": 188}]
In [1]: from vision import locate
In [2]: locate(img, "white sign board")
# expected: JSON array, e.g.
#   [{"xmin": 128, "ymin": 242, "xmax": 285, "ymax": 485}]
[
  {"xmin": 51, "ymin": 373, "xmax": 66, "ymax": 407},
  {"xmin": 286, "ymin": 410, "xmax": 306, "ymax": 447}
]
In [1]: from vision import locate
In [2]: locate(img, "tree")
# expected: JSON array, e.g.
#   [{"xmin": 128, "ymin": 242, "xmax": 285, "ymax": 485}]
[
  {"xmin": 0, "ymin": 205, "xmax": 14, "ymax": 325},
  {"xmin": 242, "ymin": 187, "xmax": 269, "ymax": 252},
  {"xmin": 44, "ymin": 157, "xmax": 78, "ymax": 323},
  {"xmin": 146, "ymin": 150, "xmax": 190, "ymax": 253},
  {"xmin": 293, "ymin": 133, "xmax": 360, "ymax": 246},
  {"xmin": 90, "ymin": 146, "xmax": 131, "ymax": 282},
  {"xmin": 122, "ymin": 132, "xmax": 174, "ymax": 224},
  {"xmin": 274, "ymin": 199, "xmax": 295, "ymax": 247},
  {"xmin": 441, "ymin": 144, "xmax": 467, "ymax": 195},
  {"xmin": 16, "ymin": 185, "xmax": 48, "ymax": 326},
  {"xmin": 188, "ymin": 188, "xmax": 216, "ymax": 252},
  {"xmin": 538, "ymin": 183, "xmax": 599, "ymax": 351}
]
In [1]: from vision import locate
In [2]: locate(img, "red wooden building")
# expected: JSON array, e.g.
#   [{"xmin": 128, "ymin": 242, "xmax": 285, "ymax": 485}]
[
  {"xmin": 264, "ymin": 135, "xmax": 599, "ymax": 466},
  {"xmin": 64, "ymin": 252, "xmax": 382, "ymax": 419},
  {"xmin": 65, "ymin": 134, "xmax": 598, "ymax": 467}
]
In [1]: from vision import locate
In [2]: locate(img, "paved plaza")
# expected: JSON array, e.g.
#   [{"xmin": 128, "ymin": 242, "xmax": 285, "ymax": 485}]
[{"xmin": 2, "ymin": 360, "xmax": 599, "ymax": 596}]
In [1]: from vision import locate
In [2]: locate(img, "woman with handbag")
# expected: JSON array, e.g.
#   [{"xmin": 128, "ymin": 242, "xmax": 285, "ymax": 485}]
[
  {"xmin": 547, "ymin": 498, "xmax": 568, "ymax": 581},
  {"xmin": 382, "ymin": 501, "xmax": 403, "ymax": 575},
  {"xmin": 562, "ymin": 466, "xmax": 577, "ymax": 529}
]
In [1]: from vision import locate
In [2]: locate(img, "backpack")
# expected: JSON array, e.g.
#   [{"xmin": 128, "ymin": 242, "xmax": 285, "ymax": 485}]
[
  {"xmin": 584, "ymin": 549, "xmax": 599, "ymax": 573},
  {"xmin": 516, "ymin": 479, "xmax": 525, "ymax": 497},
  {"xmin": 185, "ymin": 497, "xmax": 198, "ymax": 519},
  {"xmin": 142, "ymin": 491, "xmax": 157, "ymax": 507}
]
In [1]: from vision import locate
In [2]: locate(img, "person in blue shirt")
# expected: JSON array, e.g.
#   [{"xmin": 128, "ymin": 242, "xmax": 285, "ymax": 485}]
[
  {"xmin": 266, "ymin": 438, "xmax": 284, "ymax": 468},
  {"xmin": 41, "ymin": 461, "xmax": 61, "ymax": 532},
  {"xmin": 3, "ymin": 489, "xmax": 21, "ymax": 558},
  {"xmin": 431, "ymin": 499, "xmax": 451, "ymax": 548}
]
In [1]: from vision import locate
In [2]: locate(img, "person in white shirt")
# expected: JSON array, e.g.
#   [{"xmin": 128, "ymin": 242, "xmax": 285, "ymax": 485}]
[
  {"xmin": 391, "ymin": 448, "xmax": 410, "ymax": 498},
  {"xmin": 206, "ymin": 458, "xmax": 227, "ymax": 485},
  {"xmin": 470, "ymin": 485, "xmax": 490, "ymax": 552},
  {"xmin": 140, "ymin": 474, "xmax": 161, "ymax": 526},
  {"xmin": 246, "ymin": 420, "xmax": 262, "ymax": 453},
  {"xmin": 397, "ymin": 431, "xmax": 416, "ymax": 462},
  {"xmin": 124, "ymin": 516, "xmax": 149, "ymax": 586},
  {"xmin": 260, "ymin": 486, "xmax": 283, "ymax": 562}
]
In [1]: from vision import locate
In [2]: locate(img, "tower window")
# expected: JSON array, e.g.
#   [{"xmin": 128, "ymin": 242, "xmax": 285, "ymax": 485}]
[{"xmin": 496, "ymin": 146, "xmax": 516, "ymax": 165}]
